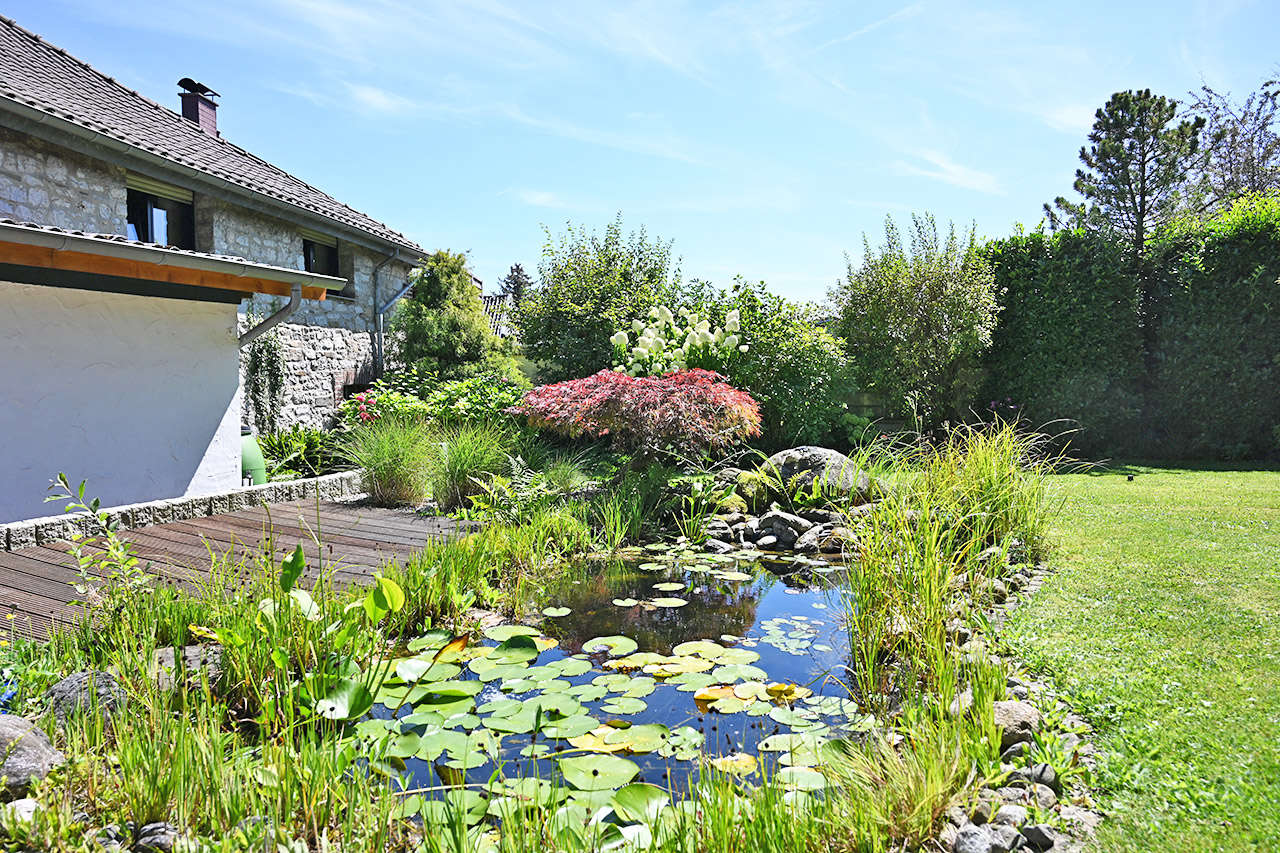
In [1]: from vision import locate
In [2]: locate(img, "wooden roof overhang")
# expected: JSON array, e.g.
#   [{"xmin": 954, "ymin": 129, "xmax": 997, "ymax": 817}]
[{"xmin": 0, "ymin": 221, "xmax": 344, "ymax": 304}]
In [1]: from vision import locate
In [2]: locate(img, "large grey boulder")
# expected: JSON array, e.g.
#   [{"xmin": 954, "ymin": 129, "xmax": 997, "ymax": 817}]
[
  {"xmin": 761, "ymin": 446, "xmax": 883, "ymax": 502},
  {"xmin": 46, "ymin": 671, "xmax": 127, "ymax": 726},
  {"xmin": 992, "ymin": 699, "xmax": 1041, "ymax": 750},
  {"xmin": 0, "ymin": 714, "xmax": 65, "ymax": 798}
]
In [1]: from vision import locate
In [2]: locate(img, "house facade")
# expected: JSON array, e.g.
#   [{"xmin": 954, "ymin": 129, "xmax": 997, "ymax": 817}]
[{"xmin": 0, "ymin": 15, "xmax": 424, "ymax": 522}]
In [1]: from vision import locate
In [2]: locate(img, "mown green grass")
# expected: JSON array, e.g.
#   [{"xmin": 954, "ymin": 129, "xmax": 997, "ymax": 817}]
[{"xmin": 1005, "ymin": 465, "xmax": 1280, "ymax": 852}]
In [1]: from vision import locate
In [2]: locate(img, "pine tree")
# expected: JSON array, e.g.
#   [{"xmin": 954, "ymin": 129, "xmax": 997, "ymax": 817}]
[
  {"xmin": 498, "ymin": 263, "xmax": 533, "ymax": 307},
  {"xmin": 1045, "ymin": 89, "xmax": 1204, "ymax": 258}
]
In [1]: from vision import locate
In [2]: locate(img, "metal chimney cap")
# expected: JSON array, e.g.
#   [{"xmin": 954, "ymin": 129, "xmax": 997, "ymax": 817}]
[{"xmin": 178, "ymin": 77, "xmax": 220, "ymax": 99}]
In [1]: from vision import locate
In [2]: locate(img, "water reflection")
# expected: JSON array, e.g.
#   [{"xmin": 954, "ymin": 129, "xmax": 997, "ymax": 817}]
[{"xmin": 540, "ymin": 559, "xmax": 770, "ymax": 654}]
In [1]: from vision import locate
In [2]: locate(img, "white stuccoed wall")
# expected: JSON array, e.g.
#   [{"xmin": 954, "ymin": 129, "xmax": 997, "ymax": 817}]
[{"xmin": 0, "ymin": 282, "xmax": 242, "ymax": 523}]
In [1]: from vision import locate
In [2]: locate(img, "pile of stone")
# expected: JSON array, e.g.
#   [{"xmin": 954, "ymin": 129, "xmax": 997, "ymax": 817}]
[{"xmin": 701, "ymin": 445, "xmax": 884, "ymax": 555}]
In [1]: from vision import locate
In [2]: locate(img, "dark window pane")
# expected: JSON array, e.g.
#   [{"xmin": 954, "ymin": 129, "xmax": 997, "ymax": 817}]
[
  {"xmin": 125, "ymin": 189, "xmax": 193, "ymax": 249},
  {"xmin": 303, "ymin": 239, "xmax": 339, "ymax": 277},
  {"xmin": 126, "ymin": 191, "xmax": 151, "ymax": 242}
]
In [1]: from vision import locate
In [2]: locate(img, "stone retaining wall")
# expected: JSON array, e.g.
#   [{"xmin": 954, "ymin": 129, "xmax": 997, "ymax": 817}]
[{"xmin": 0, "ymin": 471, "xmax": 363, "ymax": 551}]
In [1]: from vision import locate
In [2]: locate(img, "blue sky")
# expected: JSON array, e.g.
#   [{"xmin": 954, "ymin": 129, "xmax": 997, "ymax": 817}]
[{"xmin": 9, "ymin": 0, "xmax": 1276, "ymax": 301}]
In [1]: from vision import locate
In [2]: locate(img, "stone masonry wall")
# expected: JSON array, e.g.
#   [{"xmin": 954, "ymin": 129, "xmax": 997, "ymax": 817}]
[
  {"xmin": 0, "ymin": 127, "xmax": 126, "ymax": 233},
  {"xmin": 207, "ymin": 199, "xmax": 414, "ymax": 429},
  {"xmin": 0, "ymin": 128, "xmax": 415, "ymax": 431}
]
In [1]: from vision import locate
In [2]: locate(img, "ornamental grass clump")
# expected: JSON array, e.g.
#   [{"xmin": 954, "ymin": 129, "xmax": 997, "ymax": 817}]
[
  {"xmin": 341, "ymin": 416, "xmax": 435, "ymax": 506},
  {"xmin": 511, "ymin": 368, "xmax": 761, "ymax": 459}
]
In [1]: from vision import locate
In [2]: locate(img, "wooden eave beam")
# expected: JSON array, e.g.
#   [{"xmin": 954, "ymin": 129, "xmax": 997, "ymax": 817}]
[{"xmin": 0, "ymin": 240, "xmax": 330, "ymax": 301}]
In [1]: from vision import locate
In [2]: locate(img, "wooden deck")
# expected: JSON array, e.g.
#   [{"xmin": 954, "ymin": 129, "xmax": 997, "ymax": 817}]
[{"xmin": 0, "ymin": 499, "xmax": 472, "ymax": 640}]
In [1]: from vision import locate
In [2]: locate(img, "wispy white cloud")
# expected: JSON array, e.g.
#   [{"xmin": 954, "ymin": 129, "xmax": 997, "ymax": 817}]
[
  {"xmin": 892, "ymin": 150, "xmax": 1004, "ymax": 195},
  {"xmin": 344, "ymin": 82, "xmax": 419, "ymax": 115},
  {"xmin": 515, "ymin": 189, "xmax": 569, "ymax": 208},
  {"xmin": 812, "ymin": 2, "xmax": 925, "ymax": 53},
  {"xmin": 1039, "ymin": 103, "xmax": 1096, "ymax": 135}
]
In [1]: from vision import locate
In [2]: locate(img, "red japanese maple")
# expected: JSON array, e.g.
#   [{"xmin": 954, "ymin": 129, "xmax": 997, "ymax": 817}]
[{"xmin": 511, "ymin": 369, "xmax": 762, "ymax": 457}]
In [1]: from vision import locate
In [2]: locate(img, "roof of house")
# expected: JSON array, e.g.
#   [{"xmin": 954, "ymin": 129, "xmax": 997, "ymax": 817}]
[
  {"xmin": 0, "ymin": 217, "xmax": 343, "ymax": 301},
  {"xmin": 0, "ymin": 15, "xmax": 422, "ymax": 255},
  {"xmin": 480, "ymin": 293, "xmax": 513, "ymax": 337}
]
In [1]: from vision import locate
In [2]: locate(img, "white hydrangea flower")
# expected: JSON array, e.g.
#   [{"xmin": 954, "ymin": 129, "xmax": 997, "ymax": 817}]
[{"xmin": 610, "ymin": 331, "xmax": 630, "ymax": 348}]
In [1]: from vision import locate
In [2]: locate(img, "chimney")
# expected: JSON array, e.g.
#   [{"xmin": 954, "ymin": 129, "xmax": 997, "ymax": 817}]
[{"xmin": 178, "ymin": 78, "xmax": 220, "ymax": 136}]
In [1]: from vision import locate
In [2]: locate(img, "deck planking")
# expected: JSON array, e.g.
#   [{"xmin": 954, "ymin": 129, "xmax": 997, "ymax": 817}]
[{"xmin": 0, "ymin": 499, "xmax": 470, "ymax": 640}]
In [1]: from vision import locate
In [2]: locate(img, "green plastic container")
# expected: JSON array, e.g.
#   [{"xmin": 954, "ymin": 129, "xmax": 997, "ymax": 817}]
[{"xmin": 241, "ymin": 427, "xmax": 267, "ymax": 486}]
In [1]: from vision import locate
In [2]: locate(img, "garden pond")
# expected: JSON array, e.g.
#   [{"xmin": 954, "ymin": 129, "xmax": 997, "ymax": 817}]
[{"xmin": 357, "ymin": 546, "xmax": 871, "ymax": 820}]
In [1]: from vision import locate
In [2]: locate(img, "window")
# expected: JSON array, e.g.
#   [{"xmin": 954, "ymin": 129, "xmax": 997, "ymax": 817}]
[
  {"xmin": 125, "ymin": 175, "xmax": 194, "ymax": 249},
  {"xmin": 303, "ymin": 238, "xmax": 338, "ymax": 276}
]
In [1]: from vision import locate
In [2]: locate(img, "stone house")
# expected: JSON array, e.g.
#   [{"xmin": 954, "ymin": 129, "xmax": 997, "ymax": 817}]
[{"xmin": 0, "ymin": 15, "xmax": 424, "ymax": 523}]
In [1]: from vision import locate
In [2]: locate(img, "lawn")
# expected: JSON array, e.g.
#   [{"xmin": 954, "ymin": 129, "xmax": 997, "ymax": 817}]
[{"xmin": 1006, "ymin": 465, "xmax": 1280, "ymax": 852}]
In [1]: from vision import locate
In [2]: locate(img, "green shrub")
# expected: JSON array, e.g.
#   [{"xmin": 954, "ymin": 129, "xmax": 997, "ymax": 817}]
[
  {"xmin": 832, "ymin": 214, "xmax": 1001, "ymax": 427},
  {"xmin": 378, "ymin": 368, "xmax": 530, "ymax": 427},
  {"xmin": 516, "ymin": 214, "xmax": 681, "ymax": 382},
  {"xmin": 681, "ymin": 277, "xmax": 857, "ymax": 450},
  {"xmin": 389, "ymin": 250, "xmax": 509, "ymax": 380},
  {"xmin": 257, "ymin": 425, "xmax": 346, "ymax": 480},
  {"xmin": 340, "ymin": 417, "xmax": 435, "ymax": 506},
  {"xmin": 337, "ymin": 389, "xmax": 432, "ymax": 429}
]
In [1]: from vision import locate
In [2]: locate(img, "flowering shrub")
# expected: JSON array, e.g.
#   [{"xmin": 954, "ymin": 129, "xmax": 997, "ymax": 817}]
[
  {"xmin": 511, "ymin": 369, "xmax": 762, "ymax": 458},
  {"xmin": 609, "ymin": 304, "xmax": 746, "ymax": 376},
  {"xmin": 340, "ymin": 371, "xmax": 529, "ymax": 430},
  {"xmin": 338, "ymin": 390, "xmax": 431, "ymax": 429}
]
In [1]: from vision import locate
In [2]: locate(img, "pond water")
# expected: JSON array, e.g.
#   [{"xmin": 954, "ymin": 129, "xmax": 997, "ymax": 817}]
[{"xmin": 364, "ymin": 548, "xmax": 866, "ymax": 810}]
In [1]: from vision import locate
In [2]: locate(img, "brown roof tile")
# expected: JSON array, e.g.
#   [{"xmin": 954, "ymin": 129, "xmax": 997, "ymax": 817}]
[{"xmin": 0, "ymin": 15, "xmax": 422, "ymax": 254}]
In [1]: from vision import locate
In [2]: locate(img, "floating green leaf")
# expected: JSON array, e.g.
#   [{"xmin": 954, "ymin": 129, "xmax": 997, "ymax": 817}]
[
  {"xmin": 583, "ymin": 635, "xmax": 639, "ymax": 656},
  {"xmin": 612, "ymin": 783, "xmax": 670, "ymax": 823},
  {"xmin": 315, "ymin": 679, "xmax": 373, "ymax": 721},
  {"xmin": 557, "ymin": 755, "xmax": 641, "ymax": 791},
  {"xmin": 600, "ymin": 696, "xmax": 647, "ymax": 715},
  {"xmin": 484, "ymin": 625, "xmax": 541, "ymax": 642},
  {"xmin": 490, "ymin": 634, "xmax": 541, "ymax": 664},
  {"xmin": 542, "ymin": 606, "xmax": 572, "ymax": 617},
  {"xmin": 612, "ymin": 598, "xmax": 640, "ymax": 607},
  {"xmin": 652, "ymin": 581, "xmax": 686, "ymax": 592},
  {"xmin": 650, "ymin": 597, "xmax": 688, "ymax": 608}
]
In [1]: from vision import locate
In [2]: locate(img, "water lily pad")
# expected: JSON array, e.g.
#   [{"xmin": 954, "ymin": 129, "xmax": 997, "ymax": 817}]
[
  {"xmin": 709, "ymin": 696, "xmax": 748, "ymax": 713},
  {"xmin": 600, "ymin": 696, "xmax": 647, "ymax": 715},
  {"xmin": 542, "ymin": 606, "xmax": 572, "ymax": 617},
  {"xmin": 652, "ymin": 581, "xmax": 686, "ymax": 592},
  {"xmin": 715, "ymin": 570, "xmax": 753, "ymax": 581},
  {"xmin": 418, "ymin": 790, "xmax": 488, "ymax": 826},
  {"xmin": 733, "ymin": 681, "xmax": 771, "ymax": 701},
  {"xmin": 423, "ymin": 680, "xmax": 484, "ymax": 698},
  {"xmin": 621, "ymin": 677, "xmax": 656, "ymax": 698},
  {"xmin": 672, "ymin": 640, "xmax": 726, "ymax": 659},
  {"xmin": 671, "ymin": 672, "xmax": 717, "ymax": 692},
  {"xmin": 566, "ymin": 683, "xmax": 608, "ymax": 702},
  {"xmin": 714, "ymin": 648, "xmax": 761, "ymax": 665},
  {"xmin": 490, "ymin": 635, "xmax": 540, "ymax": 664},
  {"xmin": 637, "ymin": 562, "xmax": 667, "ymax": 571},
  {"xmin": 569, "ymin": 725, "xmax": 628, "ymax": 753},
  {"xmin": 583, "ymin": 635, "xmax": 639, "ymax": 657},
  {"xmin": 478, "ymin": 697, "xmax": 524, "ymax": 716},
  {"xmin": 777, "ymin": 766, "xmax": 827, "ymax": 791},
  {"xmin": 644, "ymin": 656, "xmax": 714, "ymax": 677},
  {"xmin": 650, "ymin": 597, "xmax": 688, "ymax": 608},
  {"xmin": 603, "ymin": 723, "xmax": 669, "ymax": 754},
  {"xmin": 766, "ymin": 682, "xmax": 814, "ymax": 703},
  {"xmin": 540, "ymin": 714, "xmax": 599, "ymax": 739},
  {"xmin": 395, "ymin": 658, "xmax": 462, "ymax": 684},
  {"xmin": 612, "ymin": 783, "xmax": 670, "ymax": 823},
  {"xmin": 712, "ymin": 664, "xmax": 767, "ymax": 683},
  {"xmin": 549, "ymin": 657, "xmax": 592, "ymax": 678},
  {"xmin": 612, "ymin": 598, "xmax": 640, "ymax": 607},
  {"xmin": 769, "ymin": 707, "xmax": 819, "ymax": 727},
  {"xmin": 484, "ymin": 625, "xmax": 541, "ymax": 642},
  {"xmin": 708, "ymin": 753, "xmax": 757, "ymax": 776},
  {"xmin": 558, "ymin": 755, "xmax": 641, "ymax": 791}
]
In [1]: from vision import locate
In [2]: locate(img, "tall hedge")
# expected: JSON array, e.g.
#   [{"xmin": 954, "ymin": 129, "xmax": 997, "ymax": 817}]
[
  {"xmin": 1145, "ymin": 194, "xmax": 1280, "ymax": 459},
  {"xmin": 979, "ymin": 229, "xmax": 1145, "ymax": 455},
  {"xmin": 981, "ymin": 193, "xmax": 1280, "ymax": 460}
]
